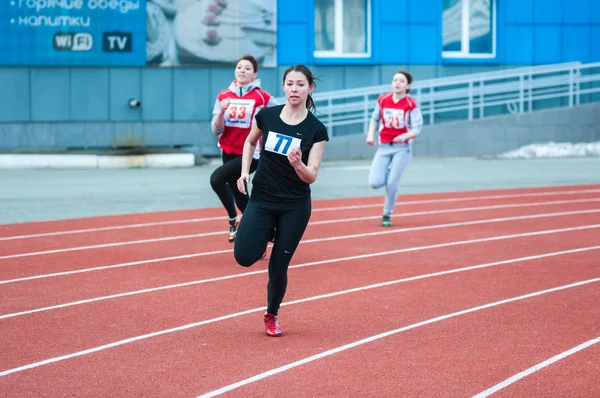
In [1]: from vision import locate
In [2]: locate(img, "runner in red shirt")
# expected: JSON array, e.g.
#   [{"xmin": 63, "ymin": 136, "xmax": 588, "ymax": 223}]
[
  {"xmin": 366, "ymin": 70, "xmax": 424, "ymax": 227},
  {"xmin": 210, "ymin": 54, "xmax": 278, "ymax": 242}
]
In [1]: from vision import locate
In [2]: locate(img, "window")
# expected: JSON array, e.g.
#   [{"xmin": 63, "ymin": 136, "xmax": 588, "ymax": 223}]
[
  {"xmin": 442, "ymin": 0, "xmax": 496, "ymax": 58},
  {"xmin": 314, "ymin": 0, "xmax": 371, "ymax": 58}
]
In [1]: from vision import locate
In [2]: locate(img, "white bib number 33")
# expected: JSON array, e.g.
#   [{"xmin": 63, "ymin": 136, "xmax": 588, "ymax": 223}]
[
  {"xmin": 225, "ymin": 99, "xmax": 255, "ymax": 128},
  {"xmin": 264, "ymin": 132, "xmax": 301, "ymax": 156}
]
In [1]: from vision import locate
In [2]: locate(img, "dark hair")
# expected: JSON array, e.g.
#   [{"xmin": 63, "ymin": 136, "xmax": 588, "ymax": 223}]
[
  {"xmin": 282, "ymin": 64, "xmax": 318, "ymax": 113},
  {"xmin": 395, "ymin": 70, "xmax": 413, "ymax": 93},
  {"xmin": 236, "ymin": 54, "xmax": 259, "ymax": 73}
]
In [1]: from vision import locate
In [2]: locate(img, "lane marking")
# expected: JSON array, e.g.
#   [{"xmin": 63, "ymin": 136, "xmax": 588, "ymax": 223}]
[
  {"xmin": 198, "ymin": 279, "xmax": 600, "ymax": 397},
  {"xmin": 1, "ymin": 246, "xmax": 598, "ymax": 377},
  {"xmin": 472, "ymin": 336, "xmax": 600, "ymax": 398},
  {"xmin": 2, "ymin": 188, "xmax": 599, "ymax": 241}
]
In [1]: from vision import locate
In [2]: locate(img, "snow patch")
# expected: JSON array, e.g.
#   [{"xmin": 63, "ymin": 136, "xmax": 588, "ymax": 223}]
[{"xmin": 495, "ymin": 141, "xmax": 600, "ymax": 159}]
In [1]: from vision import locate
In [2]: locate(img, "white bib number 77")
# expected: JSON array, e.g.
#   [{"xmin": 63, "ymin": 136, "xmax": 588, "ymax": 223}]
[{"xmin": 264, "ymin": 132, "xmax": 301, "ymax": 156}]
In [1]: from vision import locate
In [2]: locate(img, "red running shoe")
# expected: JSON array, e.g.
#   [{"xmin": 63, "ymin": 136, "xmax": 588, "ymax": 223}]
[{"xmin": 263, "ymin": 313, "xmax": 282, "ymax": 337}]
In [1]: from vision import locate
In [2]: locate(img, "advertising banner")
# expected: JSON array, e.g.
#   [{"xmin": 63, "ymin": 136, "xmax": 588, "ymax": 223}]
[
  {"xmin": 0, "ymin": 0, "xmax": 146, "ymax": 65},
  {"xmin": 0, "ymin": 0, "xmax": 277, "ymax": 67}
]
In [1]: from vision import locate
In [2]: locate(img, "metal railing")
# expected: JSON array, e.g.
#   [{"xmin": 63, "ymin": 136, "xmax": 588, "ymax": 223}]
[{"xmin": 276, "ymin": 62, "xmax": 600, "ymax": 136}]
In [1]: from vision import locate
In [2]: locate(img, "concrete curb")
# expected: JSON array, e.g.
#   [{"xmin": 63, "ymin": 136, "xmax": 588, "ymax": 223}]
[{"xmin": 0, "ymin": 153, "xmax": 196, "ymax": 169}]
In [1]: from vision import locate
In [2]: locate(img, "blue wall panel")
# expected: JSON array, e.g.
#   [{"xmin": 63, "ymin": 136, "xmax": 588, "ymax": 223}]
[
  {"xmin": 380, "ymin": 24, "xmax": 409, "ymax": 64},
  {"xmin": 255, "ymin": 67, "xmax": 280, "ymax": 97},
  {"xmin": 0, "ymin": 69, "xmax": 30, "ymax": 122},
  {"xmin": 109, "ymin": 69, "xmax": 141, "ymax": 121},
  {"xmin": 408, "ymin": 0, "xmax": 438, "ymax": 24},
  {"xmin": 533, "ymin": 26, "xmax": 562, "ymax": 64},
  {"xmin": 505, "ymin": 1, "xmax": 534, "ymax": 24},
  {"xmin": 504, "ymin": 26, "xmax": 534, "ymax": 64},
  {"xmin": 173, "ymin": 68, "xmax": 211, "ymax": 121},
  {"xmin": 593, "ymin": 1, "xmax": 600, "ymax": 24},
  {"xmin": 30, "ymin": 69, "xmax": 70, "ymax": 121},
  {"xmin": 381, "ymin": 0, "xmax": 408, "ymax": 23},
  {"xmin": 562, "ymin": 0, "xmax": 591, "ymax": 24},
  {"xmin": 591, "ymin": 27, "xmax": 600, "ymax": 63},
  {"xmin": 277, "ymin": 24, "xmax": 310, "ymax": 65},
  {"xmin": 533, "ymin": 0, "xmax": 562, "ymax": 24},
  {"xmin": 141, "ymin": 68, "xmax": 173, "ymax": 121},
  {"xmin": 308, "ymin": 66, "xmax": 346, "ymax": 91},
  {"xmin": 344, "ymin": 66, "xmax": 381, "ymax": 89},
  {"xmin": 408, "ymin": 25, "xmax": 438, "ymax": 64},
  {"xmin": 562, "ymin": 27, "xmax": 590, "ymax": 63},
  {"xmin": 70, "ymin": 69, "xmax": 109, "ymax": 121},
  {"xmin": 277, "ymin": 0, "xmax": 309, "ymax": 22}
]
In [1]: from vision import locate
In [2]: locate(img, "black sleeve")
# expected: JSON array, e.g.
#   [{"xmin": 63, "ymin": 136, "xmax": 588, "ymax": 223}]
[
  {"xmin": 314, "ymin": 126, "xmax": 329, "ymax": 143},
  {"xmin": 255, "ymin": 108, "xmax": 265, "ymax": 130}
]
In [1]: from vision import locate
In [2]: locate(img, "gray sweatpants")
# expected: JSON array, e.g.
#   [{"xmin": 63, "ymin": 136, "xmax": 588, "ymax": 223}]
[{"xmin": 368, "ymin": 143, "xmax": 412, "ymax": 217}]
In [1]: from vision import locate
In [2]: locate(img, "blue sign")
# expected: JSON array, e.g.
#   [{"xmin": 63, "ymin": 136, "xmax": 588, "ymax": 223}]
[{"xmin": 0, "ymin": 0, "xmax": 146, "ymax": 66}]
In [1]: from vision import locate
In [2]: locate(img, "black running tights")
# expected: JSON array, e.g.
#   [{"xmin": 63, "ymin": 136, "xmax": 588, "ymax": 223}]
[
  {"xmin": 210, "ymin": 152, "xmax": 258, "ymax": 219},
  {"xmin": 234, "ymin": 197, "xmax": 312, "ymax": 315}
]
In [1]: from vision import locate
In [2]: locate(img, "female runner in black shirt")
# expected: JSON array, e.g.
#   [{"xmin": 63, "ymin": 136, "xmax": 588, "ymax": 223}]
[{"xmin": 234, "ymin": 64, "xmax": 328, "ymax": 337}]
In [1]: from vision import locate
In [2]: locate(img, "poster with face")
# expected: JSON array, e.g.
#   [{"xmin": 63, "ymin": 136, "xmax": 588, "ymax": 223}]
[{"xmin": 146, "ymin": 0, "xmax": 277, "ymax": 67}]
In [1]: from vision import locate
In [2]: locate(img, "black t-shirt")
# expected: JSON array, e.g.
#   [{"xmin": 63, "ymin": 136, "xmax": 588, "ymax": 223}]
[{"xmin": 251, "ymin": 105, "xmax": 329, "ymax": 202}]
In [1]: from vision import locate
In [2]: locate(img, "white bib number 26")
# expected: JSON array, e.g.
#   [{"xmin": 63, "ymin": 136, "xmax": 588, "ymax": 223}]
[{"xmin": 264, "ymin": 132, "xmax": 301, "ymax": 156}]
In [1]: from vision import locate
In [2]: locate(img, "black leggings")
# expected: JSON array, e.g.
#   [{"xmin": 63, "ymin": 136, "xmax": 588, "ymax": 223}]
[
  {"xmin": 210, "ymin": 152, "xmax": 258, "ymax": 219},
  {"xmin": 234, "ymin": 197, "xmax": 312, "ymax": 315}
]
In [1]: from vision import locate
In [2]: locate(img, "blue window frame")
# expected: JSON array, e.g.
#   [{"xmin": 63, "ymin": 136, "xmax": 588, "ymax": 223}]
[{"xmin": 442, "ymin": 0, "xmax": 497, "ymax": 59}]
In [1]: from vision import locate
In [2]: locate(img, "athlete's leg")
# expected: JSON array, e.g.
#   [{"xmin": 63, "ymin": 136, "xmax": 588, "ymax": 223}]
[
  {"xmin": 266, "ymin": 198, "xmax": 311, "ymax": 315},
  {"xmin": 383, "ymin": 144, "xmax": 412, "ymax": 217},
  {"xmin": 234, "ymin": 199, "xmax": 276, "ymax": 267},
  {"xmin": 229, "ymin": 158, "xmax": 259, "ymax": 214},
  {"xmin": 368, "ymin": 145, "xmax": 393, "ymax": 189},
  {"xmin": 210, "ymin": 153, "xmax": 241, "ymax": 220}
]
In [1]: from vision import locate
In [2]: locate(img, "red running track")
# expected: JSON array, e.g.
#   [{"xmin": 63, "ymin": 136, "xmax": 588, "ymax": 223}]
[{"xmin": 0, "ymin": 184, "xmax": 598, "ymax": 397}]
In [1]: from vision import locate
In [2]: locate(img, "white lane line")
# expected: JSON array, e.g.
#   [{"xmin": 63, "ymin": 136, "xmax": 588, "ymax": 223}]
[
  {"xmin": 1, "ymin": 237, "xmax": 598, "ymax": 320},
  {"xmin": 1, "ymin": 247, "xmax": 598, "ymax": 378},
  {"xmin": 472, "ymin": 336, "xmax": 600, "ymax": 398},
  {"xmin": 310, "ymin": 198, "xmax": 600, "ymax": 226},
  {"xmin": 2, "ymin": 188, "xmax": 599, "ymax": 241},
  {"xmin": 2, "ymin": 226, "xmax": 598, "ymax": 320},
  {"xmin": 1, "ymin": 199, "xmax": 600, "ymax": 261},
  {"xmin": 197, "ymin": 279, "xmax": 600, "ymax": 397},
  {"xmin": 0, "ymin": 216, "xmax": 225, "ymax": 241},
  {"xmin": 312, "ymin": 188, "xmax": 600, "ymax": 211},
  {"xmin": 2, "ymin": 209, "xmax": 599, "ymax": 284}
]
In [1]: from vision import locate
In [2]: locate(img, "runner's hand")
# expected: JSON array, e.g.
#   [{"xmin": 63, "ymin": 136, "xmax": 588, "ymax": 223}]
[
  {"xmin": 219, "ymin": 98, "xmax": 230, "ymax": 114},
  {"xmin": 288, "ymin": 147, "xmax": 302, "ymax": 168},
  {"xmin": 237, "ymin": 174, "xmax": 250, "ymax": 194}
]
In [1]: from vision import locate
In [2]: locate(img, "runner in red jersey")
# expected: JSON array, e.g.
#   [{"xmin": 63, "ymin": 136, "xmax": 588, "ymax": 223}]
[
  {"xmin": 366, "ymin": 70, "xmax": 424, "ymax": 227},
  {"xmin": 210, "ymin": 54, "xmax": 278, "ymax": 243}
]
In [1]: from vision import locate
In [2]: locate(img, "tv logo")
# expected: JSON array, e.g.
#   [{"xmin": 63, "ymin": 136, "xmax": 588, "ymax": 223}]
[
  {"xmin": 102, "ymin": 32, "xmax": 132, "ymax": 52},
  {"xmin": 53, "ymin": 33, "xmax": 93, "ymax": 51}
]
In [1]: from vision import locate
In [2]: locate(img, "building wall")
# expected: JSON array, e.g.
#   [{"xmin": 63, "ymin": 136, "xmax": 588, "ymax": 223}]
[
  {"xmin": 0, "ymin": 0, "xmax": 598, "ymax": 152},
  {"xmin": 323, "ymin": 102, "xmax": 600, "ymax": 160}
]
